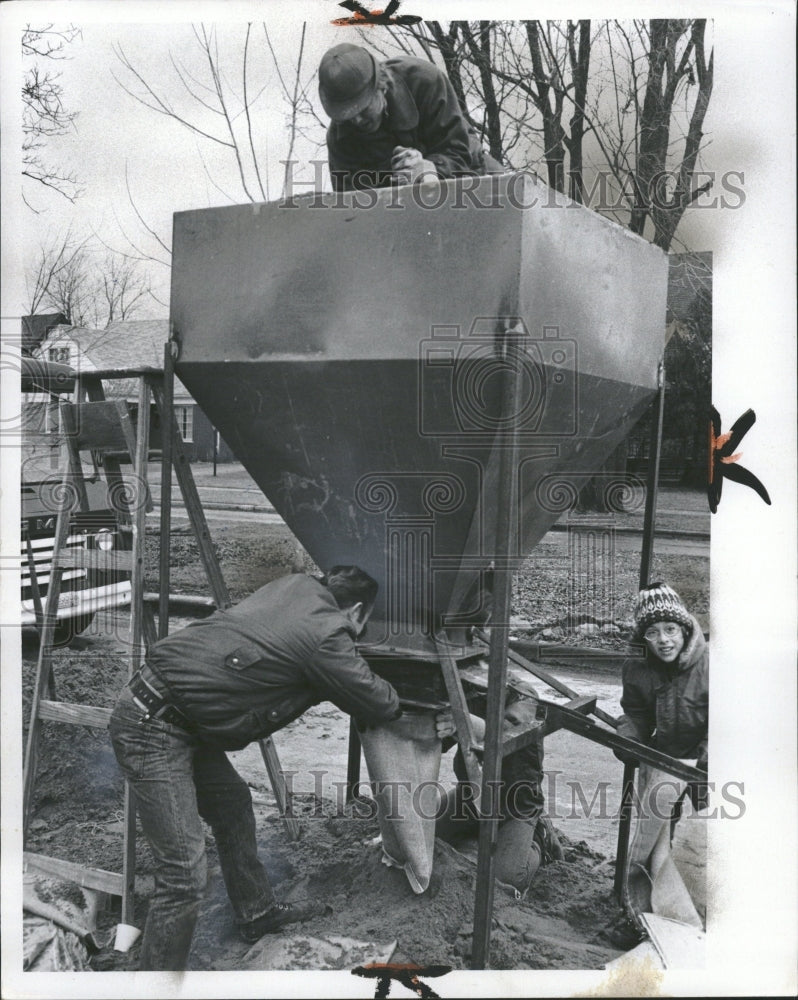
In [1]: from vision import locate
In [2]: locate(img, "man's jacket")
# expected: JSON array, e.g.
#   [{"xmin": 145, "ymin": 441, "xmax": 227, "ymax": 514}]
[
  {"xmin": 147, "ymin": 574, "xmax": 400, "ymax": 750},
  {"xmin": 617, "ymin": 616, "xmax": 708, "ymax": 760},
  {"xmin": 327, "ymin": 56, "xmax": 494, "ymax": 191}
]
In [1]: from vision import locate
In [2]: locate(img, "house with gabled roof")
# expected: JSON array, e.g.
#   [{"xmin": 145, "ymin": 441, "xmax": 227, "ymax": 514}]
[
  {"xmin": 22, "ymin": 313, "xmax": 70, "ymax": 355},
  {"xmin": 32, "ymin": 318, "xmax": 234, "ymax": 462}
]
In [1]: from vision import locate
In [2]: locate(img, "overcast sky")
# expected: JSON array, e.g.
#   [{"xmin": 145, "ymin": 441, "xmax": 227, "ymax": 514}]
[{"xmin": 9, "ymin": 11, "xmax": 352, "ymax": 312}]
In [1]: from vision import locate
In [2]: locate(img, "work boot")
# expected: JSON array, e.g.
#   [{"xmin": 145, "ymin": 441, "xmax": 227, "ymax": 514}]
[
  {"xmin": 494, "ymin": 818, "xmax": 542, "ymax": 892},
  {"xmin": 239, "ymin": 899, "xmax": 329, "ymax": 943},
  {"xmin": 534, "ymin": 816, "xmax": 564, "ymax": 865}
]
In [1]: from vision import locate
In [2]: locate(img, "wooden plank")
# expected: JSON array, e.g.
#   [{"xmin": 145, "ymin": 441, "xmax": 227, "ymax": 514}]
[
  {"xmin": 79, "ymin": 366, "xmax": 162, "ymax": 381},
  {"xmin": 54, "ymin": 549, "xmax": 133, "ymax": 572},
  {"xmin": 97, "ymin": 401, "xmax": 139, "ymax": 524},
  {"xmin": 153, "ymin": 386, "xmax": 231, "ymax": 609},
  {"xmin": 129, "ymin": 379, "xmax": 150, "ymax": 681},
  {"xmin": 435, "ymin": 636, "xmax": 482, "ymax": 789},
  {"xmin": 500, "ymin": 719, "xmax": 545, "ymax": 757},
  {"xmin": 121, "ymin": 784, "xmax": 137, "ymax": 924},
  {"xmin": 23, "ymin": 482, "xmax": 74, "ymax": 833},
  {"xmin": 142, "ymin": 602, "xmax": 159, "ymax": 651},
  {"xmin": 143, "ymin": 592, "xmax": 217, "ymax": 609},
  {"xmin": 472, "ymin": 339, "xmax": 525, "ymax": 971},
  {"xmin": 485, "ymin": 635, "xmax": 620, "ymax": 730},
  {"xmin": 457, "ymin": 658, "xmax": 540, "ymax": 700},
  {"xmin": 25, "ymin": 535, "xmax": 44, "ymax": 627},
  {"xmin": 540, "ymin": 700, "xmax": 706, "ymax": 783},
  {"xmin": 565, "ymin": 695, "xmax": 597, "ymax": 715},
  {"xmin": 259, "ymin": 739, "xmax": 301, "ymax": 841},
  {"xmin": 59, "ymin": 403, "xmax": 90, "ymax": 512},
  {"xmin": 24, "ymin": 852, "xmax": 125, "ymax": 897},
  {"xmin": 38, "ymin": 700, "xmax": 112, "ymax": 728},
  {"xmin": 540, "ymin": 695, "xmax": 597, "ymax": 736}
]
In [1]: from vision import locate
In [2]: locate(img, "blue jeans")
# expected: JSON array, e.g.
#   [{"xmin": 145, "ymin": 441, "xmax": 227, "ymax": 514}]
[{"xmin": 109, "ymin": 685, "xmax": 276, "ymax": 970}]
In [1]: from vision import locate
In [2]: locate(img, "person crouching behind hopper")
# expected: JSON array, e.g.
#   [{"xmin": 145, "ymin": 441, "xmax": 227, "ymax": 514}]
[{"xmin": 433, "ymin": 692, "xmax": 563, "ymax": 893}]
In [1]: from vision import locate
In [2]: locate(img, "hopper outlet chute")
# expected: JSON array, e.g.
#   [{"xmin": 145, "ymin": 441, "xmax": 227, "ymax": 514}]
[{"xmin": 170, "ymin": 172, "xmax": 669, "ymax": 646}]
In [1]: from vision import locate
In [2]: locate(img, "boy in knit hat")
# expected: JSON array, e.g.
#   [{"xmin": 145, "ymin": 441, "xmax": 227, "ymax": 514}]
[
  {"xmin": 616, "ymin": 583, "xmax": 708, "ymax": 799},
  {"xmin": 616, "ymin": 584, "xmax": 709, "ymax": 929}
]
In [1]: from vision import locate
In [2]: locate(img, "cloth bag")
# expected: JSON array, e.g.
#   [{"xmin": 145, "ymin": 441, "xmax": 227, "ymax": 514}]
[
  {"xmin": 359, "ymin": 711, "xmax": 442, "ymax": 893},
  {"xmin": 625, "ymin": 763, "xmax": 704, "ymax": 929}
]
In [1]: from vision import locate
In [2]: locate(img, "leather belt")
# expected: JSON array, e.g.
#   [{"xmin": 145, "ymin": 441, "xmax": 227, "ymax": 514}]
[{"xmin": 128, "ymin": 669, "xmax": 196, "ymax": 732}]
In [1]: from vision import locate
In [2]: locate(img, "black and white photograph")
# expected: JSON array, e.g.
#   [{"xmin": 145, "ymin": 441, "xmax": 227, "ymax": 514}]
[{"xmin": 1, "ymin": 1, "xmax": 795, "ymax": 996}]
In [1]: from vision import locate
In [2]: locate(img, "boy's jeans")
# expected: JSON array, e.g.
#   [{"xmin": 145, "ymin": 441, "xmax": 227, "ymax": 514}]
[{"xmin": 109, "ymin": 685, "xmax": 276, "ymax": 970}]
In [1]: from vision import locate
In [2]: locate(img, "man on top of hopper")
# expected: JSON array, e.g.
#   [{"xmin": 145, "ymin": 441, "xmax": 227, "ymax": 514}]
[
  {"xmin": 109, "ymin": 566, "xmax": 401, "ymax": 971},
  {"xmin": 318, "ymin": 42, "xmax": 504, "ymax": 191}
]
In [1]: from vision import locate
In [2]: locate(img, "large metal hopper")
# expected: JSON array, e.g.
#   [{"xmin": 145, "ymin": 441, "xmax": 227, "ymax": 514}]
[{"xmin": 171, "ymin": 173, "xmax": 668, "ymax": 646}]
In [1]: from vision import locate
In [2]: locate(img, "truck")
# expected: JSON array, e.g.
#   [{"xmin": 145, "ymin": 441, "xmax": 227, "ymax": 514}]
[{"xmin": 20, "ymin": 355, "xmax": 132, "ymax": 643}]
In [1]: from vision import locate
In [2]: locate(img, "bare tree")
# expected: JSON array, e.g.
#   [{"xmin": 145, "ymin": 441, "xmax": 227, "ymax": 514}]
[
  {"xmin": 628, "ymin": 20, "xmax": 713, "ymax": 249},
  {"xmin": 113, "ymin": 22, "xmax": 320, "ymax": 204},
  {"xmin": 387, "ymin": 19, "xmax": 712, "ymax": 248},
  {"xmin": 25, "ymin": 229, "xmax": 90, "ymax": 316},
  {"xmin": 22, "ymin": 24, "xmax": 83, "ymax": 208},
  {"xmin": 380, "ymin": 21, "xmax": 594, "ymax": 195},
  {"xmin": 45, "ymin": 248, "xmax": 94, "ymax": 326},
  {"xmin": 26, "ymin": 234, "xmax": 153, "ymax": 328},
  {"xmin": 98, "ymin": 253, "xmax": 153, "ymax": 324}
]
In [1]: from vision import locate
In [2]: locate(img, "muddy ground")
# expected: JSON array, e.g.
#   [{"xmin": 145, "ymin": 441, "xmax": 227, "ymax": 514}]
[{"xmin": 20, "ymin": 517, "xmax": 708, "ymax": 972}]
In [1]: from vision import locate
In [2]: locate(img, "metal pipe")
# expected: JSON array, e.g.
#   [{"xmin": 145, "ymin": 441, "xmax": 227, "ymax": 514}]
[
  {"xmin": 639, "ymin": 360, "xmax": 666, "ymax": 589},
  {"xmin": 158, "ymin": 342, "xmax": 176, "ymax": 640},
  {"xmin": 614, "ymin": 762, "xmax": 637, "ymax": 900},
  {"xmin": 471, "ymin": 329, "xmax": 524, "ymax": 970}
]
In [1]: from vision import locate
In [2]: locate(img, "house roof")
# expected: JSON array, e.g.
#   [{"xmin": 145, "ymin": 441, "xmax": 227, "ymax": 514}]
[
  {"xmin": 66, "ymin": 319, "xmax": 170, "ymax": 370},
  {"xmin": 22, "ymin": 313, "xmax": 69, "ymax": 354},
  {"xmin": 40, "ymin": 319, "xmax": 192, "ymax": 401}
]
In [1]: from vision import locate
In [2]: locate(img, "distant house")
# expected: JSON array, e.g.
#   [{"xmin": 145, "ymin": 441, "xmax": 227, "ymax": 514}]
[
  {"xmin": 22, "ymin": 313, "xmax": 69, "ymax": 355},
  {"xmin": 32, "ymin": 319, "xmax": 234, "ymax": 463}
]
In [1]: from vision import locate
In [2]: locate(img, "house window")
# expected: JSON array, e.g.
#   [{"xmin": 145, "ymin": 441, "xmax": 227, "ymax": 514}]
[
  {"xmin": 48, "ymin": 346, "xmax": 70, "ymax": 365},
  {"xmin": 176, "ymin": 406, "xmax": 194, "ymax": 442}
]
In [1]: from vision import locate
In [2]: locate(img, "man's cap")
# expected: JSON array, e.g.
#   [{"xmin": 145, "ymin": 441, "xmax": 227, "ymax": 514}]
[
  {"xmin": 633, "ymin": 582, "xmax": 693, "ymax": 637},
  {"xmin": 318, "ymin": 43, "xmax": 377, "ymax": 122}
]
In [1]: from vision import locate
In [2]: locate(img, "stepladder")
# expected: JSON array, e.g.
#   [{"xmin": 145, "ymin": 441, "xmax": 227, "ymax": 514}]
[
  {"xmin": 22, "ymin": 387, "xmax": 151, "ymax": 923},
  {"xmin": 22, "ymin": 367, "xmax": 300, "ymax": 938}
]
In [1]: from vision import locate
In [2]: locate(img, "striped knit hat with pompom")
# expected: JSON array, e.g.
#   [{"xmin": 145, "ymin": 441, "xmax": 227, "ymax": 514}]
[{"xmin": 633, "ymin": 582, "xmax": 693, "ymax": 638}]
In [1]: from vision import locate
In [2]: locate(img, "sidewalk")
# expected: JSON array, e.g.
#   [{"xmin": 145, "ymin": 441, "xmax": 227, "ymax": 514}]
[{"xmin": 148, "ymin": 461, "xmax": 711, "ymax": 534}]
